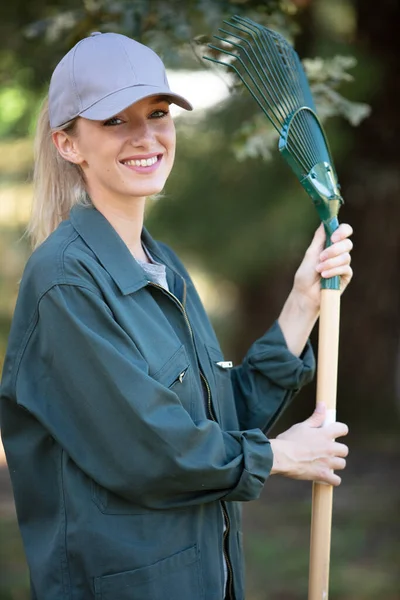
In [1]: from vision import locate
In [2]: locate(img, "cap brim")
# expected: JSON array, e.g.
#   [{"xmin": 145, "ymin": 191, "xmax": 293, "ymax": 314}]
[{"xmin": 79, "ymin": 85, "xmax": 193, "ymax": 120}]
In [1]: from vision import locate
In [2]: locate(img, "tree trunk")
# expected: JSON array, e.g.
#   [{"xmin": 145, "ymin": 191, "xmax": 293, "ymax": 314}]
[{"xmin": 337, "ymin": 0, "xmax": 400, "ymax": 429}]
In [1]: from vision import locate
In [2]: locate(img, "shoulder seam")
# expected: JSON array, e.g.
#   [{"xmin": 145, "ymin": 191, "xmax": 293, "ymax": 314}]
[{"xmin": 10, "ymin": 280, "xmax": 109, "ymax": 396}]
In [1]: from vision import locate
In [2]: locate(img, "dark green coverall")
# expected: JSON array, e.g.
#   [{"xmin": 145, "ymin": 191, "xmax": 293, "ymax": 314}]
[{"xmin": 0, "ymin": 204, "xmax": 315, "ymax": 599}]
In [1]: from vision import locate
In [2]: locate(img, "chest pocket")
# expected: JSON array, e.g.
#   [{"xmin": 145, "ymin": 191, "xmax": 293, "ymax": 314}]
[{"xmin": 152, "ymin": 344, "xmax": 193, "ymax": 413}]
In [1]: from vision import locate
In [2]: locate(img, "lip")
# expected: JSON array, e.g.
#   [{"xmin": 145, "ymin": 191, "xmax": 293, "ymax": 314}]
[{"xmin": 120, "ymin": 153, "xmax": 163, "ymax": 174}]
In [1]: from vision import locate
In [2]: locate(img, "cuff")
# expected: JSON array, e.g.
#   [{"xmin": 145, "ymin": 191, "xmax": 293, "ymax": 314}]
[
  {"xmin": 223, "ymin": 429, "xmax": 273, "ymax": 502},
  {"xmin": 246, "ymin": 320, "xmax": 315, "ymax": 390}
]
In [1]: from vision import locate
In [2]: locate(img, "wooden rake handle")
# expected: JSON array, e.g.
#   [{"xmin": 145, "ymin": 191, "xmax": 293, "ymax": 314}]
[{"xmin": 308, "ymin": 288, "xmax": 341, "ymax": 600}]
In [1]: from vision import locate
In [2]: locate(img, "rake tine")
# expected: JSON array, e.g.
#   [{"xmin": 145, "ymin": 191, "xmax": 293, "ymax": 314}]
[
  {"xmin": 254, "ymin": 30, "xmax": 318, "ymax": 167},
  {"xmin": 258, "ymin": 27, "xmax": 304, "ymax": 111},
  {"xmin": 219, "ymin": 27, "xmax": 317, "ymax": 174},
  {"xmin": 220, "ymin": 20, "xmax": 295, "ymax": 118},
  {"xmin": 205, "ymin": 47, "xmax": 283, "ymax": 134},
  {"xmin": 208, "ymin": 16, "xmax": 341, "ymax": 191},
  {"xmin": 206, "ymin": 46, "xmax": 310, "ymax": 173},
  {"xmin": 232, "ymin": 16, "xmax": 298, "ymax": 92},
  {"xmin": 224, "ymin": 16, "xmax": 308, "ymax": 120},
  {"xmin": 214, "ymin": 30, "xmax": 289, "ymax": 127},
  {"xmin": 226, "ymin": 17, "xmax": 311, "ymax": 159},
  {"xmin": 294, "ymin": 53, "xmax": 316, "ymax": 109},
  {"xmin": 209, "ymin": 38, "xmax": 285, "ymax": 132},
  {"xmin": 234, "ymin": 21, "xmax": 316, "ymax": 169}
]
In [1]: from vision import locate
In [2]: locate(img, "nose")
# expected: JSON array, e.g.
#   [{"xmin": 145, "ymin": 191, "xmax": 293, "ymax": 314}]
[{"xmin": 128, "ymin": 117, "xmax": 155, "ymax": 147}]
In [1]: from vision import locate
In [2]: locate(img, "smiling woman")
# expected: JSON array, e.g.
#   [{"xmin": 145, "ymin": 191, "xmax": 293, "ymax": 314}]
[
  {"xmin": 0, "ymin": 30, "xmax": 352, "ymax": 600},
  {"xmin": 51, "ymin": 95, "xmax": 177, "ymax": 258}
]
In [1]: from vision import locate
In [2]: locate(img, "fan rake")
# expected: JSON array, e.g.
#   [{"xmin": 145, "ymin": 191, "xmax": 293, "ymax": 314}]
[
  {"xmin": 205, "ymin": 14, "xmax": 343, "ymax": 282},
  {"xmin": 204, "ymin": 15, "xmax": 345, "ymax": 600}
]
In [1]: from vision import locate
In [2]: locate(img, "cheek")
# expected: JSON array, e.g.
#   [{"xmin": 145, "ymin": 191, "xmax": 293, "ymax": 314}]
[{"xmin": 164, "ymin": 127, "xmax": 176, "ymax": 162}]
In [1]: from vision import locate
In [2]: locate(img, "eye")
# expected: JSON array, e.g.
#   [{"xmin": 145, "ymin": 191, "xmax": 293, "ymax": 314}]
[
  {"xmin": 149, "ymin": 109, "xmax": 169, "ymax": 119},
  {"xmin": 103, "ymin": 116, "xmax": 123, "ymax": 126}
]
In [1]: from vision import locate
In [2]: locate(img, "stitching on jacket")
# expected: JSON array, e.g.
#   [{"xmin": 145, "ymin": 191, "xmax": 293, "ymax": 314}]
[{"xmin": 11, "ymin": 282, "xmax": 113, "ymax": 398}]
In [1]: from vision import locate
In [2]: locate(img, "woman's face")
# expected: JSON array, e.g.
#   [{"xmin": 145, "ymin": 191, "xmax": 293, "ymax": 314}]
[{"xmin": 60, "ymin": 95, "xmax": 176, "ymax": 204}]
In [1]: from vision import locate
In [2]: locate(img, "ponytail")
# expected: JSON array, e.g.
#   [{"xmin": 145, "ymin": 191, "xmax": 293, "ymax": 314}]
[{"xmin": 27, "ymin": 96, "xmax": 90, "ymax": 249}]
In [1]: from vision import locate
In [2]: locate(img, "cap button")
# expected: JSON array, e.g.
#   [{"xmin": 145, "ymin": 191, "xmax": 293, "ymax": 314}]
[{"xmin": 90, "ymin": 32, "xmax": 102, "ymax": 36}]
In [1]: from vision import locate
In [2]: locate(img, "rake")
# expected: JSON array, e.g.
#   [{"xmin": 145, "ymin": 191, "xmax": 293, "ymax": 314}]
[{"xmin": 204, "ymin": 15, "xmax": 343, "ymax": 600}]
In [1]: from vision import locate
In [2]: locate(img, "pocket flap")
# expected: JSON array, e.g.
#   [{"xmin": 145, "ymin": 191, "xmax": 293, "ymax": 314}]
[
  {"xmin": 152, "ymin": 344, "xmax": 190, "ymax": 388},
  {"xmin": 205, "ymin": 344, "xmax": 233, "ymax": 369}
]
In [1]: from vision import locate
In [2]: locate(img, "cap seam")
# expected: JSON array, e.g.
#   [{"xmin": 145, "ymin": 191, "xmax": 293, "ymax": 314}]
[
  {"xmin": 71, "ymin": 40, "xmax": 85, "ymax": 113},
  {"xmin": 115, "ymin": 35, "xmax": 137, "ymax": 79}
]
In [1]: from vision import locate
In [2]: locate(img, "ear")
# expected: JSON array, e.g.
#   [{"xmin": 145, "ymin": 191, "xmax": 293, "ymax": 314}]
[{"xmin": 52, "ymin": 130, "xmax": 85, "ymax": 165}]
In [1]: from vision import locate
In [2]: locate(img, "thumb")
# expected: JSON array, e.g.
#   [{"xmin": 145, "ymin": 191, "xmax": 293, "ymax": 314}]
[
  {"xmin": 305, "ymin": 402, "xmax": 326, "ymax": 428},
  {"xmin": 308, "ymin": 223, "xmax": 326, "ymax": 253}
]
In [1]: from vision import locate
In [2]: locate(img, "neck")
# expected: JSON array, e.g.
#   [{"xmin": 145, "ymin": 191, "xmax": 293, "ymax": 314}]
[{"xmin": 89, "ymin": 191, "xmax": 148, "ymax": 261}]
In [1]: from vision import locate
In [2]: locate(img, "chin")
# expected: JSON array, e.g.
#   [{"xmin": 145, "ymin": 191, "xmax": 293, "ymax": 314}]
[{"xmin": 127, "ymin": 182, "xmax": 166, "ymax": 198}]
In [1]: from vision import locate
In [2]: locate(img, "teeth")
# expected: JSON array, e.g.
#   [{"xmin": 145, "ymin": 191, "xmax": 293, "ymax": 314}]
[{"xmin": 123, "ymin": 156, "xmax": 158, "ymax": 167}]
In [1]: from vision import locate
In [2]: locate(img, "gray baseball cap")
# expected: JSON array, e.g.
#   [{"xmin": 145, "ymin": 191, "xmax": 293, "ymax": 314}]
[{"xmin": 49, "ymin": 32, "xmax": 193, "ymax": 129}]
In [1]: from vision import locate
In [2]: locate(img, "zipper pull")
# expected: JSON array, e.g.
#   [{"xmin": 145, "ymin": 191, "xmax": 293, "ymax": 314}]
[
  {"xmin": 216, "ymin": 361, "xmax": 233, "ymax": 369},
  {"xmin": 178, "ymin": 370, "xmax": 186, "ymax": 383}
]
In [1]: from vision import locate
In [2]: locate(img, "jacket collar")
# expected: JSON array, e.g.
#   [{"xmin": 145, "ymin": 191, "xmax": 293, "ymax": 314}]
[{"xmin": 69, "ymin": 203, "xmax": 174, "ymax": 296}]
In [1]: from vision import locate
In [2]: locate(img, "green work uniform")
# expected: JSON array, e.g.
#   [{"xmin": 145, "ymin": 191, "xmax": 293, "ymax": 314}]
[{"xmin": 0, "ymin": 204, "xmax": 315, "ymax": 600}]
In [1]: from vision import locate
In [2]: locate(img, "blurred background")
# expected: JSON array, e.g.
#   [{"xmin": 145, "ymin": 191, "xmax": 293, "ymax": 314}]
[{"xmin": 0, "ymin": 0, "xmax": 399, "ymax": 598}]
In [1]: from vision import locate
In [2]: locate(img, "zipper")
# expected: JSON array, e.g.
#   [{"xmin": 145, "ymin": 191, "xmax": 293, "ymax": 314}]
[
  {"xmin": 200, "ymin": 370, "xmax": 234, "ymax": 599},
  {"xmin": 148, "ymin": 279, "xmax": 234, "ymax": 599},
  {"xmin": 148, "ymin": 281, "xmax": 193, "ymax": 337},
  {"xmin": 178, "ymin": 370, "xmax": 187, "ymax": 384},
  {"xmin": 221, "ymin": 502, "xmax": 234, "ymax": 600},
  {"xmin": 200, "ymin": 371, "xmax": 217, "ymax": 422}
]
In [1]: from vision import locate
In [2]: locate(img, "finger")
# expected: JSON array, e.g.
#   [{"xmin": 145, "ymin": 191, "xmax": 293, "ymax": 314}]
[
  {"xmin": 320, "ymin": 238, "xmax": 353, "ymax": 261},
  {"xmin": 319, "ymin": 264, "xmax": 353, "ymax": 280},
  {"xmin": 317, "ymin": 469, "xmax": 342, "ymax": 486},
  {"xmin": 306, "ymin": 224, "xmax": 326, "ymax": 255},
  {"xmin": 316, "ymin": 252, "xmax": 351, "ymax": 274},
  {"xmin": 330, "ymin": 473, "xmax": 342, "ymax": 487},
  {"xmin": 327, "ymin": 422, "xmax": 349, "ymax": 438},
  {"xmin": 332, "ymin": 442, "xmax": 349, "ymax": 457},
  {"xmin": 340, "ymin": 267, "xmax": 354, "ymax": 291},
  {"xmin": 330, "ymin": 457, "xmax": 346, "ymax": 471},
  {"xmin": 331, "ymin": 223, "xmax": 353, "ymax": 243}
]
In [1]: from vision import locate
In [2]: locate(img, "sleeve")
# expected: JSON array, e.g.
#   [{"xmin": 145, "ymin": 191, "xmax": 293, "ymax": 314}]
[
  {"xmin": 231, "ymin": 321, "xmax": 315, "ymax": 433},
  {"xmin": 15, "ymin": 284, "xmax": 273, "ymax": 509}
]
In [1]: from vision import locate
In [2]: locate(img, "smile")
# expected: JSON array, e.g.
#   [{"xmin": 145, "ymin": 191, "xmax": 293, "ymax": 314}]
[
  {"xmin": 120, "ymin": 154, "xmax": 162, "ymax": 173},
  {"xmin": 122, "ymin": 156, "xmax": 158, "ymax": 167}
]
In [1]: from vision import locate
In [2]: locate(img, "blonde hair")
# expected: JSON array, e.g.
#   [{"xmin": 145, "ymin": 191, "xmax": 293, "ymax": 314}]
[{"xmin": 27, "ymin": 96, "xmax": 90, "ymax": 249}]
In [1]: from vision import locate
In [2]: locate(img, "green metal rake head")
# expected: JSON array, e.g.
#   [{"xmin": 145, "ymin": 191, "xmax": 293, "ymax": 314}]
[{"xmin": 204, "ymin": 15, "xmax": 344, "ymax": 289}]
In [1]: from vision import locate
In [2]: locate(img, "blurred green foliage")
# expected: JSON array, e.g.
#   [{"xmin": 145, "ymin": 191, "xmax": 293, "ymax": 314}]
[{"xmin": 1, "ymin": 0, "xmax": 400, "ymax": 599}]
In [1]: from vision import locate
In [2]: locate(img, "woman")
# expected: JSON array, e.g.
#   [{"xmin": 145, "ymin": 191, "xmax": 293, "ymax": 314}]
[{"xmin": 0, "ymin": 32, "xmax": 352, "ymax": 600}]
